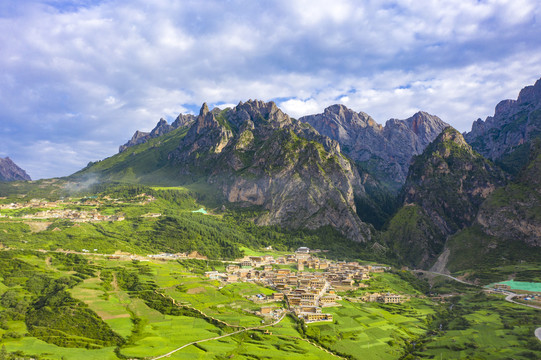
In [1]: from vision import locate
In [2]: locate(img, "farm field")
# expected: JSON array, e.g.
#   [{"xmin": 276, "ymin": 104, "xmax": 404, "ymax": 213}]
[
  {"xmin": 305, "ymin": 299, "xmax": 434, "ymax": 360},
  {"xmin": 0, "ymin": 250, "xmax": 540, "ymax": 359},
  {"xmin": 419, "ymin": 294, "xmax": 541, "ymax": 359}
]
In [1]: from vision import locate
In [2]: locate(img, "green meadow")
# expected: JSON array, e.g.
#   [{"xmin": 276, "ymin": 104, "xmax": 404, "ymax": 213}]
[
  {"xmin": 0, "ymin": 247, "xmax": 539, "ymax": 359},
  {"xmin": 420, "ymin": 294, "xmax": 541, "ymax": 359},
  {"xmin": 304, "ymin": 299, "xmax": 433, "ymax": 360}
]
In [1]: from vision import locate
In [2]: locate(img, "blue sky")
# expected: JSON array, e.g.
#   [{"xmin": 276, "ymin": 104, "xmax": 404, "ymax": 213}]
[{"xmin": 1, "ymin": 0, "xmax": 540, "ymax": 179}]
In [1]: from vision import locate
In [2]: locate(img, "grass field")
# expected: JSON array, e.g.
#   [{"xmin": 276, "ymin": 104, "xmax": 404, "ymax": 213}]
[
  {"xmin": 420, "ymin": 294, "xmax": 541, "ymax": 359},
  {"xmin": 305, "ymin": 299, "xmax": 433, "ymax": 360},
  {"xmin": 0, "ymin": 252, "xmax": 540, "ymax": 360}
]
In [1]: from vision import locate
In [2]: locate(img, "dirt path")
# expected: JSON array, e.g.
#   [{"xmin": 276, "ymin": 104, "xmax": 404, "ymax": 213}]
[
  {"xmin": 111, "ymin": 272, "xmax": 119, "ymax": 291},
  {"xmin": 151, "ymin": 313, "xmax": 287, "ymax": 360}
]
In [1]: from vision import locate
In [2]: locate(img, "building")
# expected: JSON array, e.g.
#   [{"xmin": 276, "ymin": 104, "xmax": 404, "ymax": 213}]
[
  {"xmin": 226, "ymin": 264, "xmax": 240, "ymax": 273},
  {"xmin": 494, "ymin": 284, "xmax": 511, "ymax": 291},
  {"xmin": 383, "ymin": 294, "xmax": 402, "ymax": 304},
  {"xmin": 362, "ymin": 293, "xmax": 381, "ymax": 302},
  {"xmin": 260, "ymin": 306, "xmax": 273, "ymax": 315},
  {"xmin": 303, "ymin": 313, "xmax": 333, "ymax": 322},
  {"xmin": 241, "ymin": 260, "xmax": 253, "ymax": 267},
  {"xmin": 204, "ymin": 271, "xmax": 221, "ymax": 280}
]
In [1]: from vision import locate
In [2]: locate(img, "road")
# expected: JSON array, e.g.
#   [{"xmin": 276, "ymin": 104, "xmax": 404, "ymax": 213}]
[
  {"xmin": 414, "ymin": 270, "xmax": 541, "ymax": 342},
  {"xmin": 503, "ymin": 292, "xmax": 541, "ymax": 311},
  {"xmin": 412, "ymin": 269, "xmax": 477, "ymax": 286},
  {"xmin": 151, "ymin": 313, "xmax": 287, "ymax": 360}
]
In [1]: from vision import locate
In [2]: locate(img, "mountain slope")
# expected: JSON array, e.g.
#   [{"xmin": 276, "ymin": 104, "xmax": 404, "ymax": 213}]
[
  {"xmin": 79, "ymin": 100, "xmax": 374, "ymax": 242},
  {"xmin": 445, "ymin": 138, "xmax": 541, "ymax": 272},
  {"xmin": 119, "ymin": 113, "xmax": 195, "ymax": 153},
  {"xmin": 464, "ymin": 77, "xmax": 541, "ymax": 174},
  {"xmin": 0, "ymin": 157, "xmax": 31, "ymax": 181},
  {"xmin": 299, "ymin": 105, "xmax": 449, "ymax": 190},
  {"xmin": 382, "ymin": 128, "xmax": 507, "ymax": 268}
]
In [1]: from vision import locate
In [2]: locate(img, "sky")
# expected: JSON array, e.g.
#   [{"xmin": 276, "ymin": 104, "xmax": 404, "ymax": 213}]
[{"xmin": 1, "ymin": 0, "xmax": 540, "ymax": 179}]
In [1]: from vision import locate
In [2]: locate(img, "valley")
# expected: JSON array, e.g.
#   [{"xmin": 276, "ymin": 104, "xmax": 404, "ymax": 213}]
[
  {"xmin": 0, "ymin": 245, "xmax": 539, "ymax": 360},
  {"xmin": 0, "ymin": 78, "xmax": 540, "ymax": 359}
]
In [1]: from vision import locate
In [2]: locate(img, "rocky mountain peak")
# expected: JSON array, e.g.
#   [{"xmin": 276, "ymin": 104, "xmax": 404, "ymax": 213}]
[
  {"xmin": 171, "ymin": 113, "xmax": 196, "ymax": 129},
  {"xmin": 301, "ymin": 106, "xmax": 448, "ymax": 190},
  {"xmin": 149, "ymin": 118, "xmax": 172, "ymax": 138},
  {"xmin": 167, "ymin": 100, "xmax": 373, "ymax": 242},
  {"xmin": 517, "ymin": 78, "xmax": 541, "ymax": 105},
  {"xmin": 464, "ymin": 77, "xmax": 541, "ymax": 164},
  {"xmin": 119, "ymin": 130, "xmax": 150, "ymax": 153},
  {"xmin": 405, "ymin": 111, "xmax": 447, "ymax": 143},
  {"xmin": 405, "ymin": 127, "xmax": 506, "ymax": 228},
  {"xmin": 119, "ymin": 112, "xmax": 195, "ymax": 153},
  {"xmin": 199, "ymin": 102, "xmax": 210, "ymax": 117},
  {"xmin": 386, "ymin": 126, "xmax": 507, "ymax": 267},
  {"xmin": 0, "ymin": 157, "xmax": 31, "ymax": 181},
  {"xmin": 438, "ymin": 127, "xmax": 470, "ymax": 150}
]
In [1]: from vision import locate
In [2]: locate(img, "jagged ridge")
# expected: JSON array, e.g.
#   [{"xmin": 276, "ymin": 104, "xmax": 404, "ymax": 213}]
[
  {"xmin": 382, "ymin": 128, "xmax": 507, "ymax": 268},
  {"xmin": 464, "ymin": 77, "xmax": 541, "ymax": 173},
  {"xmin": 0, "ymin": 157, "xmax": 31, "ymax": 182},
  {"xmin": 168, "ymin": 100, "xmax": 373, "ymax": 242},
  {"xmin": 119, "ymin": 113, "xmax": 195, "ymax": 153},
  {"xmin": 300, "ymin": 105, "xmax": 449, "ymax": 190}
]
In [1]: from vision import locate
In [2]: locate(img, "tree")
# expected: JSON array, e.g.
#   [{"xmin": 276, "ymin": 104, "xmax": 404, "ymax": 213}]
[{"xmin": 0, "ymin": 345, "xmax": 8, "ymax": 360}]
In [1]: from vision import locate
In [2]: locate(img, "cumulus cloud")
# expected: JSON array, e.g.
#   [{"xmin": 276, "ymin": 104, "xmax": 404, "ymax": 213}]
[{"xmin": 0, "ymin": 0, "xmax": 540, "ymax": 178}]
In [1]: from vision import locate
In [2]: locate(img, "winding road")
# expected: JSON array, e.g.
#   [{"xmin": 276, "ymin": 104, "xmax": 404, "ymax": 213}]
[
  {"xmin": 414, "ymin": 269, "xmax": 541, "ymax": 342},
  {"xmin": 503, "ymin": 292, "xmax": 541, "ymax": 311},
  {"xmin": 412, "ymin": 269, "xmax": 477, "ymax": 286},
  {"xmin": 151, "ymin": 313, "xmax": 287, "ymax": 360}
]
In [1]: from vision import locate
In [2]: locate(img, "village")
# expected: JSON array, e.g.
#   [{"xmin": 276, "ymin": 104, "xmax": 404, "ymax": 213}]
[
  {"xmin": 203, "ymin": 247, "xmax": 407, "ymax": 323},
  {"xmin": 0, "ymin": 194, "xmax": 155, "ymax": 222}
]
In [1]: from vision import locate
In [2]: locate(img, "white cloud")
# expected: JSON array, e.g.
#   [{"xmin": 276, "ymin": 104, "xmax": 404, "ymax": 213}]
[
  {"xmin": 0, "ymin": 0, "xmax": 540, "ymax": 179},
  {"xmin": 279, "ymin": 98, "xmax": 322, "ymax": 119}
]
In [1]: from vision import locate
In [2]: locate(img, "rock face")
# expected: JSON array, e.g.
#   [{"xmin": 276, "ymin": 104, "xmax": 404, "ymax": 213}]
[
  {"xmin": 383, "ymin": 128, "xmax": 507, "ymax": 268},
  {"xmin": 300, "ymin": 105, "xmax": 449, "ymax": 190},
  {"xmin": 474, "ymin": 138, "xmax": 541, "ymax": 247},
  {"xmin": 464, "ymin": 77, "xmax": 541, "ymax": 171},
  {"xmin": 0, "ymin": 157, "xmax": 31, "ymax": 181},
  {"xmin": 170, "ymin": 100, "xmax": 373, "ymax": 242},
  {"xmin": 119, "ymin": 113, "xmax": 196, "ymax": 152},
  {"xmin": 118, "ymin": 130, "xmax": 151, "ymax": 153},
  {"xmin": 444, "ymin": 138, "xmax": 541, "ymax": 272}
]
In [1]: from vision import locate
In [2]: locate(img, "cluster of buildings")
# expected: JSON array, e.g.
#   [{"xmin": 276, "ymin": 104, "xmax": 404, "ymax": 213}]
[
  {"xmin": 205, "ymin": 247, "xmax": 393, "ymax": 323},
  {"xmin": 0, "ymin": 195, "xmax": 158, "ymax": 222},
  {"xmin": 0, "ymin": 199, "xmax": 63, "ymax": 210},
  {"xmin": 360, "ymin": 292, "xmax": 405, "ymax": 304},
  {"xmin": 20, "ymin": 209, "xmax": 125, "ymax": 222}
]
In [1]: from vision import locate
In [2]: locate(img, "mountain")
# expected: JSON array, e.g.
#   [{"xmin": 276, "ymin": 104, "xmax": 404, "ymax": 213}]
[
  {"xmin": 0, "ymin": 157, "xmax": 31, "ymax": 181},
  {"xmin": 119, "ymin": 113, "xmax": 196, "ymax": 152},
  {"xmin": 299, "ymin": 105, "xmax": 449, "ymax": 190},
  {"xmin": 464, "ymin": 77, "xmax": 541, "ymax": 173},
  {"xmin": 445, "ymin": 138, "xmax": 541, "ymax": 272},
  {"xmin": 382, "ymin": 128, "xmax": 507, "ymax": 268},
  {"xmin": 81, "ymin": 100, "xmax": 374, "ymax": 242}
]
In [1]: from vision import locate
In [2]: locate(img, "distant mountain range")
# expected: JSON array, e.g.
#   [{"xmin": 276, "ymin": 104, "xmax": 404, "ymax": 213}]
[
  {"xmin": 64, "ymin": 76, "xmax": 541, "ymax": 272},
  {"xmin": 0, "ymin": 157, "xmax": 31, "ymax": 181},
  {"xmin": 300, "ymin": 106, "xmax": 448, "ymax": 190}
]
